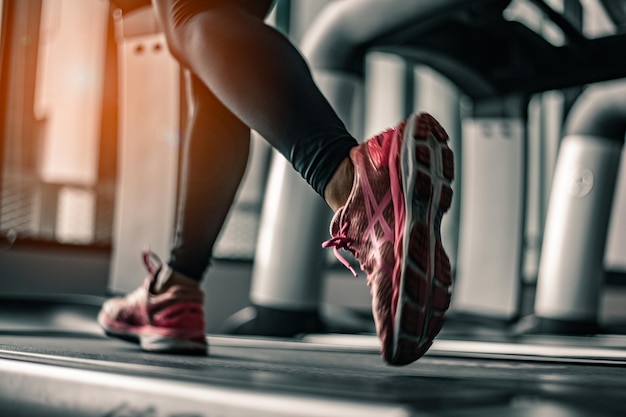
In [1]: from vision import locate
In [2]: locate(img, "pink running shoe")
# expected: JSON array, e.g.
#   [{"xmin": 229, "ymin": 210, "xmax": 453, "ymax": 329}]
[
  {"xmin": 98, "ymin": 251, "xmax": 207, "ymax": 354},
  {"xmin": 323, "ymin": 113, "xmax": 454, "ymax": 365}
]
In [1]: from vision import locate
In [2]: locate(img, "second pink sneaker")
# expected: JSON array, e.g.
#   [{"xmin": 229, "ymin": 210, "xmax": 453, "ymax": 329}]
[
  {"xmin": 98, "ymin": 251, "xmax": 208, "ymax": 354},
  {"xmin": 323, "ymin": 113, "xmax": 454, "ymax": 365}
]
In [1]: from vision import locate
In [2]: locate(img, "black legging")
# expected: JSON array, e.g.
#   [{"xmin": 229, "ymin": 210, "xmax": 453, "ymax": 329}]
[{"xmin": 149, "ymin": 0, "xmax": 358, "ymax": 279}]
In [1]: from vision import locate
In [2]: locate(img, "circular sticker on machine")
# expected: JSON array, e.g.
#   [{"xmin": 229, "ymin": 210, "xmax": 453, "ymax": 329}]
[{"xmin": 568, "ymin": 167, "xmax": 594, "ymax": 198}]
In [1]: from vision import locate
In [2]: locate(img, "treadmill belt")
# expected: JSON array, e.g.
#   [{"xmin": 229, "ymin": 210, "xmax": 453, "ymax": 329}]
[{"xmin": 1, "ymin": 332, "xmax": 626, "ymax": 417}]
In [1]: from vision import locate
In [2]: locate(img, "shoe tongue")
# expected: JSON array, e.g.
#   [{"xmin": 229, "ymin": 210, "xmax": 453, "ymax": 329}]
[
  {"xmin": 142, "ymin": 250, "xmax": 162, "ymax": 276},
  {"xmin": 154, "ymin": 264, "xmax": 173, "ymax": 292}
]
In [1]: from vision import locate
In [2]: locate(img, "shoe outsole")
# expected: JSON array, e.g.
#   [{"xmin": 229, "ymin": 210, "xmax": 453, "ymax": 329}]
[
  {"xmin": 100, "ymin": 317, "xmax": 208, "ymax": 355},
  {"xmin": 391, "ymin": 113, "xmax": 453, "ymax": 365}
]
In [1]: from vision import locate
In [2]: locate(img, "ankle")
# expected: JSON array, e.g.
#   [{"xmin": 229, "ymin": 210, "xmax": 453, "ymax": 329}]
[
  {"xmin": 324, "ymin": 157, "xmax": 354, "ymax": 212},
  {"xmin": 155, "ymin": 268, "xmax": 200, "ymax": 293},
  {"xmin": 167, "ymin": 271, "xmax": 200, "ymax": 289}
]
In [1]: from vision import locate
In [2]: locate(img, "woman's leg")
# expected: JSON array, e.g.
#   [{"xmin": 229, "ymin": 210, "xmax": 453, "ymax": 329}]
[
  {"xmin": 97, "ymin": 1, "xmax": 282, "ymax": 352},
  {"xmin": 162, "ymin": 0, "xmax": 279, "ymax": 284},
  {"xmin": 151, "ymin": 0, "xmax": 358, "ymax": 198}
]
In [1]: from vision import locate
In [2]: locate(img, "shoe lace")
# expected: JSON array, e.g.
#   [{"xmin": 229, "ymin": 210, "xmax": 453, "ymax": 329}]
[{"xmin": 322, "ymin": 222, "xmax": 359, "ymax": 277}]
